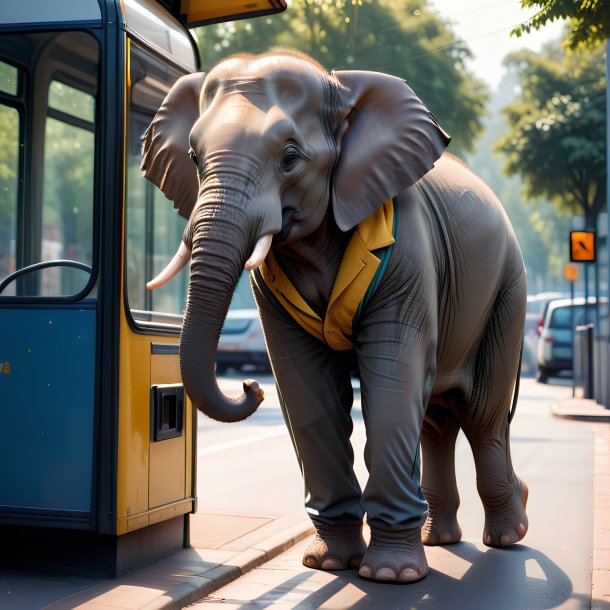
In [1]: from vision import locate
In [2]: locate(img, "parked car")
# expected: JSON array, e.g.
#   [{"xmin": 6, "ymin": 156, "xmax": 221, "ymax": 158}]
[
  {"xmin": 525, "ymin": 292, "xmax": 569, "ymax": 337},
  {"xmin": 522, "ymin": 292, "xmax": 569, "ymax": 376},
  {"xmin": 536, "ymin": 296, "xmax": 606, "ymax": 383},
  {"xmin": 217, "ymin": 272, "xmax": 270, "ymax": 373}
]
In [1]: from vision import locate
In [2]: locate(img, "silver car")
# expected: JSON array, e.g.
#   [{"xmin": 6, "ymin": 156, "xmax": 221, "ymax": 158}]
[
  {"xmin": 217, "ymin": 272, "xmax": 270, "ymax": 373},
  {"xmin": 522, "ymin": 292, "xmax": 569, "ymax": 376}
]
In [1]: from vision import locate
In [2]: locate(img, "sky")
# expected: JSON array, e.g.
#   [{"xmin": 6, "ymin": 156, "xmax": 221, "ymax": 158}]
[{"xmin": 427, "ymin": 0, "xmax": 564, "ymax": 88}]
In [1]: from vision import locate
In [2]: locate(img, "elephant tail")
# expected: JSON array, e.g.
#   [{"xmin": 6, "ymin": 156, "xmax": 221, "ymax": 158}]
[{"xmin": 508, "ymin": 338, "xmax": 523, "ymax": 424}]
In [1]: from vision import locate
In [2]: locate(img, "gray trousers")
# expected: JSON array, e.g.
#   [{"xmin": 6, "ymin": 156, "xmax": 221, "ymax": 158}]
[{"xmin": 251, "ymin": 270, "xmax": 431, "ymax": 531}]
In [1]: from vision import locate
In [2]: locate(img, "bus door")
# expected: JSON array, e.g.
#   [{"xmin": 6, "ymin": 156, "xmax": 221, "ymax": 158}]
[{"xmin": 0, "ymin": 25, "xmax": 101, "ymax": 530}]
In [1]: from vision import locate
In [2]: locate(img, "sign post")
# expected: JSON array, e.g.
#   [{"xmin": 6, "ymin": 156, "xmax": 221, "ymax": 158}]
[
  {"xmin": 564, "ymin": 263, "xmax": 579, "ymax": 397},
  {"xmin": 570, "ymin": 230, "xmax": 596, "ymax": 324},
  {"xmin": 568, "ymin": 231, "xmax": 596, "ymax": 398}
]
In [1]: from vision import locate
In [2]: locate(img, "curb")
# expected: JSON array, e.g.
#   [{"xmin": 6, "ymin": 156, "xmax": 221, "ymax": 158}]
[
  {"xmin": 551, "ymin": 398, "xmax": 610, "ymax": 422},
  {"xmin": 141, "ymin": 519, "xmax": 315, "ymax": 610}
]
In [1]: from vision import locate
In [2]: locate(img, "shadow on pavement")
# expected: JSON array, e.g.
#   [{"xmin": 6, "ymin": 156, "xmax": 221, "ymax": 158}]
[{"xmin": 222, "ymin": 542, "xmax": 603, "ymax": 610}]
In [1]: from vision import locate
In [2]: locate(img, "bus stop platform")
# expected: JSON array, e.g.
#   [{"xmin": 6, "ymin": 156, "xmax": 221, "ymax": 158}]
[
  {"xmin": 3, "ymin": 511, "xmax": 314, "ymax": 610},
  {"xmin": 1, "ymin": 393, "xmax": 609, "ymax": 610}
]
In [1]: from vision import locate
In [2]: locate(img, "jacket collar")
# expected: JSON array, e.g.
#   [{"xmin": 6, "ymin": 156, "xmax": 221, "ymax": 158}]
[{"xmin": 260, "ymin": 199, "xmax": 394, "ymax": 350}]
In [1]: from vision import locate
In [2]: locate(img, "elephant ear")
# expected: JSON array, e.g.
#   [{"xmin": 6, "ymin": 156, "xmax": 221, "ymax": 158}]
[
  {"xmin": 331, "ymin": 71, "xmax": 451, "ymax": 231},
  {"xmin": 141, "ymin": 72, "xmax": 206, "ymax": 220}
]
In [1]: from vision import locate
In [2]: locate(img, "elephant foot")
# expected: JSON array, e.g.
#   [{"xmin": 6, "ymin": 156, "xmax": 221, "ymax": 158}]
[
  {"xmin": 481, "ymin": 476, "xmax": 529, "ymax": 547},
  {"xmin": 302, "ymin": 522, "xmax": 366, "ymax": 571},
  {"xmin": 422, "ymin": 510, "xmax": 462, "ymax": 546},
  {"xmin": 421, "ymin": 487, "xmax": 461, "ymax": 546},
  {"xmin": 358, "ymin": 526, "xmax": 428, "ymax": 583}
]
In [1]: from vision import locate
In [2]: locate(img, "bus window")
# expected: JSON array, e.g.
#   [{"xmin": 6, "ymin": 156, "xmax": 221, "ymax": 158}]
[
  {"xmin": 42, "ymin": 81, "xmax": 95, "ymax": 296},
  {"xmin": 0, "ymin": 31, "xmax": 99, "ymax": 299},
  {"xmin": 126, "ymin": 41, "xmax": 189, "ymax": 330},
  {"xmin": 0, "ymin": 68, "xmax": 19, "ymax": 296},
  {"xmin": 0, "ymin": 60, "xmax": 18, "ymax": 95}
]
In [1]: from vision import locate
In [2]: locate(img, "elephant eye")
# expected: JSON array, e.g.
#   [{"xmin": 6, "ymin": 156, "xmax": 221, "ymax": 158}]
[
  {"xmin": 277, "ymin": 141, "xmax": 309, "ymax": 176},
  {"xmin": 188, "ymin": 148, "xmax": 198, "ymax": 165}
]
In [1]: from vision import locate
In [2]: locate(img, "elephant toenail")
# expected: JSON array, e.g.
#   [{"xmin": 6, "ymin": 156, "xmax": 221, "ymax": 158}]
[
  {"xmin": 303, "ymin": 556, "xmax": 316, "ymax": 568},
  {"xmin": 359, "ymin": 564, "xmax": 373, "ymax": 578},
  {"xmin": 321, "ymin": 557, "xmax": 342, "ymax": 570},
  {"xmin": 399, "ymin": 568, "xmax": 423, "ymax": 582},
  {"xmin": 376, "ymin": 567, "xmax": 398, "ymax": 580},
  {"xmin": 349, "ymin": 555, "xmax": 364, "ymax": 568},
  {"xmin": 500, "ymin": 533, "xmax": 515, "ymax": 546}
]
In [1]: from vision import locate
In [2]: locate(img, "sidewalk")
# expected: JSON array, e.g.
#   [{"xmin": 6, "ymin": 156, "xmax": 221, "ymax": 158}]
[
  {"xmin": 551, "ymin": 394, "xmax": 610, "ymax": 610},
  {"xmin": 37, "ymin": 511, "xmax": 314, "ymax": 610},
  {"xmin": 2, "ymin": 391, "xmax": 609, "ymax": 610}
]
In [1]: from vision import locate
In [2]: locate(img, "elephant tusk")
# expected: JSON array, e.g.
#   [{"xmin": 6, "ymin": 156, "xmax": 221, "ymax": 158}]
[
  {"xmin": 245, "ymin": 234, "xmax": 273, "ymax": 270},
  {"xmin": 147, "ymin": 241, "xmax": 191, "ymax": 290}
]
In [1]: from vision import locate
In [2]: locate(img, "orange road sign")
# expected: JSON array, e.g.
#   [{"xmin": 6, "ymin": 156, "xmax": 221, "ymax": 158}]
[
  {"xmin": 570, "ymin": 230, "xmax": 596, "ymax": 262},
  {"xmin": 564, "ymin": 263, "xmax": 579, "ymax": 282}
]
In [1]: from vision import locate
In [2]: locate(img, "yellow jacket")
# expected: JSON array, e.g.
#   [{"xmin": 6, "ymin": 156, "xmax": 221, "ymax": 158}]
[{"xmin": 260, "ymin": 199, "xmax": 396, "ymax": 351}]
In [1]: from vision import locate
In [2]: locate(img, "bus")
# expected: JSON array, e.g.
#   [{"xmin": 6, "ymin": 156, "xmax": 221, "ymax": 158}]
[{"xmin": 0, "ymin": 0, "xmax": 285, "ymax": 576}]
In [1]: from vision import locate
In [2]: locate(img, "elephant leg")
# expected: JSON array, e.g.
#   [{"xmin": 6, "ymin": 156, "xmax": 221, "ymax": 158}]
[
  {"xmin": 354, "ymin": 333, "xmax": 434, "ymax": 583},
  {"xmin": 461, "ymin": 273, "xmax": 528, "ymax": 547},
  {"xmin": 421, "ymin": 402, "xmax": 462, "ymax": 545},
  {"xmin": 251, "ymin": 273, "xmax": 365, "ymax": 570}
]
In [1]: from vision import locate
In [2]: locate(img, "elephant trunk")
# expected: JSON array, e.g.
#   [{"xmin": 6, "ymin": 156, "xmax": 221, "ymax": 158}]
[{"xmin": 180, "ymin": 201, "xmax": 265, "ymax": 423}]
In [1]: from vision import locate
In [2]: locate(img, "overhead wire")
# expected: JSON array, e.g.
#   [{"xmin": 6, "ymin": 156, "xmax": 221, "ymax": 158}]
[
  {"xmin": 326, "ymin": 0, "xmax": 546, "ymax": 73},
  {"xmin": 333, "ymin": 21, "xmax": 535, "ymax": 73}
]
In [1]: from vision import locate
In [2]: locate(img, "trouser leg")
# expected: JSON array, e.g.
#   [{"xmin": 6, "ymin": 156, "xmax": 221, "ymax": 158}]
[
  {"xmin": 356, "ymin": 342, "xmax": 431, "ymax": 531},
  {"xmin": 251, "ymin": 273, "xmax": 363, "ymax": 525}
]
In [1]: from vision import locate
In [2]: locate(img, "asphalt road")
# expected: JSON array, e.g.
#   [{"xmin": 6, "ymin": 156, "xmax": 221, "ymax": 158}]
[{"xmin": 193, "ymin": 374, "xmax": 598, "ymax": 609}]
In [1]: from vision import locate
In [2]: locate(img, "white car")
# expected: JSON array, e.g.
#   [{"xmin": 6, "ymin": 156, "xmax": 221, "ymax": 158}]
[{"xmin": 217, "ymin": 272, "xmax": 270, "ymax": 373}]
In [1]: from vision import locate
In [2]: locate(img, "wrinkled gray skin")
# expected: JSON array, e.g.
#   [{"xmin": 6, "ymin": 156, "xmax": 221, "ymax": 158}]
[{"xmin": 142, "ymin": 51, "xmax": 527, "ymax": 584}]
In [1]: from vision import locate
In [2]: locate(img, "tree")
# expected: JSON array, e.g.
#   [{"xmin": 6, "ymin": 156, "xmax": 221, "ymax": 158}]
[
  {"xmin": 194, "ymin": 0, "xmax": 487, "ymax": 155},
  {"xmin": 495, "ymin": 40, "xmax": 606, "ymax": 228},
  {"xmin": 468, "ymin": 71, "xmax": 570, "ymax": 292},
  {"xmin": 0, "ymin": 104, "xmax": 19, "ymax": 280},
  {"xmin": 512, "ymin": 0, "xmax": 610, "ymax": 49}
]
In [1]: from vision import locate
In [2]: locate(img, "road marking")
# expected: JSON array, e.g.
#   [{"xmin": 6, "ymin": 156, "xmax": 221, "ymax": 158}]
[{"xmin": 198, "ymin": 427, "xmax": 288, "ymax": 456}]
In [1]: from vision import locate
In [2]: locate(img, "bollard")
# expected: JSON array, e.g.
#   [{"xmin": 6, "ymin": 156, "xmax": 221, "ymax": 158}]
[{"xmin": 574, "ymin": 324, "xmax": 594, "ymax": 399}]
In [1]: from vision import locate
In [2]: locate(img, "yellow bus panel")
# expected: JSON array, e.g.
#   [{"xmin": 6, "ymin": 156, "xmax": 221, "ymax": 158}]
[{"xmin": 180, "ymin": 0, "xmax": 287, "ymax": 26}]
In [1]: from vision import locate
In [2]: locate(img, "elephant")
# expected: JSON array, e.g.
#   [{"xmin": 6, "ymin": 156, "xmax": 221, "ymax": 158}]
[{"xmin": 141, "ymin": 50, "xmax": 528, "ymax": 584}]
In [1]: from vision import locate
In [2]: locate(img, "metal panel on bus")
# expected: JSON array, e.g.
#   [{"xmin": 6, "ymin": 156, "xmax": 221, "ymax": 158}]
[
  {"xmin": 116, "ymin": 314, "xmax": 195, "ymax": 533},
  {"xmin": 122, "ymin": 0, "xmax": 197, "ymax": 71},
  {"xmin": 0, "ymin": 0, "xmax": 102, "ymax": 27},
  {"xmin": 0, "ymin": 307, "xmax": 96, "ymax": 519}
]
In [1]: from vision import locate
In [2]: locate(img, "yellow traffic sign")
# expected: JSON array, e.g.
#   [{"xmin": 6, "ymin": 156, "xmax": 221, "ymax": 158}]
[
  {"xmin": 570, "ymin": 230, "xmax": 596, "ymax": 262},
  {"xmin": 564, "ymin": 263, "xmax": 579, "ymax": 282}
]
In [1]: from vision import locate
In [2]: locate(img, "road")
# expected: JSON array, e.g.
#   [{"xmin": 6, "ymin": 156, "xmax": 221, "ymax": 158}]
[{"xmin": 192, "ymin": 373, "xmax": 602, "ymax": 609}]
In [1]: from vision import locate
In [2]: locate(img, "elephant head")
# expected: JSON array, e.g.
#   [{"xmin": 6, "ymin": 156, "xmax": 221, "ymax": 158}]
[{"xmin": 141, "ymin": 51, "xmax": 449, "ymax": 423}]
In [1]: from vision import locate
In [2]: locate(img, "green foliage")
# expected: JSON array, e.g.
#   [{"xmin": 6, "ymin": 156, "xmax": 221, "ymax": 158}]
[
  {"xmin": 468, "ymin": 72, "xmax": 570, "ymax": 292},
  {"xmin": 512, "ymin": 0, "xmax": 610, "ymax": 49},
  {"xmin": 0, "ymin": 104, "xmax": 19, "ymax": 278},
  {"xmin": 495, "ymin": 40, "xmax": 606, "ymax": 227},
  {"xmin": 194, "ymin": 0, "xmax": 487, "ymax": 154},
  {"xmin": 0, "ymin": 105, "xmax": 18, "ymax": 225},
  {"xmin": 42, "ymin": 117, "xmax": 94, "ymax": 262}
]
